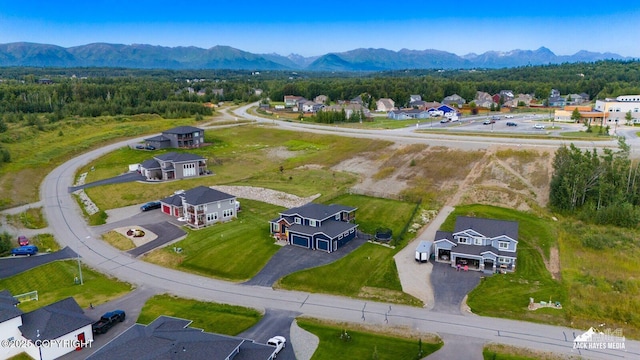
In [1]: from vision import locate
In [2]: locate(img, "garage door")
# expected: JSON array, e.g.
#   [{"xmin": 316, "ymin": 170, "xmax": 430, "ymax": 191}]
[
  {"xmin": 291, "ymin": 234, "xmax": 310, "ymax": 248},
  {"xmin": 162, "ymin": 205, "xmax": 171, "ymax": 214},
  {"xmin": 317, "ymin": 239, "xmax": 329, "ymax": 252}
]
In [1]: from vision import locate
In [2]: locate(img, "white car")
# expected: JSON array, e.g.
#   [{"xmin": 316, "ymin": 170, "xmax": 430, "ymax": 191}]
[
  {"xmin": 504, "ymin": 115, "xmax": 514, "ymax": 119},
  {"xmin": 267, "ymin": 336, "xmax": 286, "ymax": 356},
  {"xmin": 533, "ymin": 123, "xmax": 545, "ymax": 129}
]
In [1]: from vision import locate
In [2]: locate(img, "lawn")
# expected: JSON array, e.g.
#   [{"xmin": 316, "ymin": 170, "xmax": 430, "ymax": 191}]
[
  {"xmin": 5, "ymin": 207, "xmax": 47, "ymax": 229},
  {"xmin": 102, "ymin": 230, "xmax": 136, "ymax": 251},
  {"xmin": 297, "ymin": 318, "xmax": 442, "ymax": 360},
  {"xmin": 0, "ymin": 260, "xmax": 132, "ymax": 312},
  {"xmin": 30, "ymin": 233, "xmax": 61, "ymax": 252},
  {"xmin": 143, "ymin": 199, "xmax": 283, "ymax": 281},
  {"xmin": 278, "ymin": 243, "xmax": 422, "ymax": 306},
  {"xmin": 483, "ymin": 344, "xmax": 566, "ymax": 360},
  {"xmin": 137, "ymin": 294, "xmax": 262, "ymax": 335}
]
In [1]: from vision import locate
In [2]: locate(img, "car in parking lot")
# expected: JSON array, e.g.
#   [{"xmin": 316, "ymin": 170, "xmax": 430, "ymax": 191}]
[
  {"xmin": 483, "ymin": 119, "xmax": 495, "ymax": 125},
  {"xmin": 504, "ymin": 115, "xmax": 514, "ymax": 119},
  {"xmin": 533, "ymin": 123, "xmax": 545, "ymax": 129},
  {"xmin": 11, "ymin": 245, "xmax": 39, "ymax": 256},
  {"xmin": 18, "ymin": 235, "xmax": 29, "ymax": 246},
  {"xmin": 267, "ymin": 336, "xmax": 286, "ymax": 356},
  {"xmin": 135, "ymin": 144, "xmax": 145, "ymax": 149},
  {"xmin": 140, "ymin": 201, "xmax": 161, "ymax": 211},
  {"xmin": 506, "ymin": 122, "xmax": 517, "ymax": 127}
]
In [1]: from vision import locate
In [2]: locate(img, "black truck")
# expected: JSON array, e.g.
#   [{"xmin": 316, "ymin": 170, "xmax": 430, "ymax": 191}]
[{"xmin": 92, "ymin": 310, "xmax": 126, "ymax": 334}]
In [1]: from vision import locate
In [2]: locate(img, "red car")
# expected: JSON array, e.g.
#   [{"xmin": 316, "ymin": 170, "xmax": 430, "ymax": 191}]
[{"xmin": 18, "ymin": 236, "xmax": 29, "ymax": 246}]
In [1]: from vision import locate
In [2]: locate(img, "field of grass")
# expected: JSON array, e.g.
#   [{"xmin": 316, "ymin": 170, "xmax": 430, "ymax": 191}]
[
  {"xmin": 278, "ymin": 243, "xmax": 422, "ymax": 306},
  {"xmin": 102, "ymin": 230, "xmax": 136, "ymax": 251},
  {"xmin": 143, "ymin": 199, "xmax": 282, "ymax": 281},
  {"xmin": 0, "ymin": 114, "xmax": 203, "ymax": 209},
  {"xmin": 0, "ymin": 260, "xmax": 132, "ymax": 312},
  {"xmin": 5, "ymin": 207, "xmax": 47, "ymax": 229},
  {"xmin": 297, "ymin": 318, "xmax": 442, "ymax": 360},
  {"xmin": 30, "ymin": 233, "xmax": 60, "ymax": 252},
  {"xmin": 137, "ymin": 294, "xmax": 262, "ymax": 335},
  {"xmin": 483, "ymin": 344, "xmax": 565, "ymax": 360}
]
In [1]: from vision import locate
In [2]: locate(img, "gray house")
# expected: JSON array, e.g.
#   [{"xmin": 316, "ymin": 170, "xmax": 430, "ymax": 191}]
[
  {"xmin": 144, "ymin": 126, "xmax": 205, "ymax": 149},
  {"xmin": 139, "ymin": 152, "xmax": 207, "ymax": 181},
  {"xmin": 160, "ymin": 186, "xmax": 237, "ymax": 229},
  {"xmin": 270, "ymin": 203, "xmax": 358, "ymax": 253},
  {"xmin": 433, "ymin": 216, "xmax": 518, "ymax": 272},
  {"xmin": 87, "ymin": 316, "xmax": 277, "ymax": 360}
]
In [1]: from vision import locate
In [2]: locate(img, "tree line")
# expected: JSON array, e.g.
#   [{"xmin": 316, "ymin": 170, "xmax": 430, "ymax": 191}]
[{"xmin": 550, "ymin": 139, "xmax": 640, "ymax": 228}]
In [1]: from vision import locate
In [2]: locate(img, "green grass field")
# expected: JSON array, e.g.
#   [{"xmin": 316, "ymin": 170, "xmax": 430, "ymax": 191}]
[
  {"xmin": 5, "ymin": 207, "xmax": 48, "ymax": 229},
  {"xmin": 0, "ymin": 260, "xmax": 132, "ymax": 312},
  {"xmin": 297, "ymin": 318, "xmax": 442, "ymax": 360},
  {"xmin": 137, "ymin": 294, "xmax": 262, "ymax": 335}
]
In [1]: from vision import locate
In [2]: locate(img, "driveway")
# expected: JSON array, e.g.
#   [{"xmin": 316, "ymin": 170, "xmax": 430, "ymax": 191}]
[
  {"xmin": 430, "ymin": 262, "xmax": 485, "ymax": 314},
  {"xmin": 68, "ymin": 171, "xmax": 146, "ymax": 192},
  {"xmin": 238, "ymin": 309, "xmax": 299, "ymax": 360},
  {"xmin": 0, "ymin": 247, "xmax": 78, "ymax": 278},
  {"xmin": 244, "ymin": 235, "xmax": 367, "ymax": 286},
  {"xmin": 127, "ymin": 221, "xmax": 186, "ymax": 257}
]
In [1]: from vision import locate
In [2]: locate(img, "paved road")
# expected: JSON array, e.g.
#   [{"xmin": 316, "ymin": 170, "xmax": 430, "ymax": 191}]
[
  {"xmin": 0, "ymin": 246, "xmax": 77, "ymax": 278},
  {"xmin": 39, "ymin": 110, "xmax": 639, "ymax": 360}
]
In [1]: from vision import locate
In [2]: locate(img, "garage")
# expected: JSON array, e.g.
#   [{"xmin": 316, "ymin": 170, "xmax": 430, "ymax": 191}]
[
  {"xmin": 162, "ymin": 204, "xmax": 171, "ymax": 215},
  {"xmin": 316, "ymin": 239, "xmax": 330, "ymax": 252},
  {"xmin": 291, "ymin": 234, "xmax": 310, "ymax": 249}
]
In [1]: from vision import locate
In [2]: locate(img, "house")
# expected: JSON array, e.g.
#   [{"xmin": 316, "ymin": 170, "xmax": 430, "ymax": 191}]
[
  {"xmin": 433, "ymin": 216, "xmax": 518, "ymax": 273},
  {"xmin": 19, "ymin": 297, "xmax": 94, "ymax": 360},
  {"xmin": 427, "ymin": 104, "xmax": 459, "ymax": 118},
  {"xmin": 0, "ymin": 290, "xmax": 24, "ymax": 360},
  {"xmin": 284, "ymin": 95, "xmax": 305, "ymax": 108},
  {"xmin": 314, "ymin": 94, "xmax": 328, "ymax": 104},
  {"xmin": 548, "ymin": 96, "xmax": 566, "ymax": 107},
  {"xmin": 300, "ymin": 100, "xmax": 324, "ymax": 113},
  {"xmin": 87, "ymin": 315, "xmax": 277, "ymax": 360},
  {"xmin": 474, "ymin": 91, "xmax": 495, "ymax": 108},
  {"xmin": 387, "ymin": 109, "xmax": 430, "ymax": 120},
  {"xmin": 409, "ymin": 94, "xmax": 422, "ymax": 103},
  {"xmin": 376, "ymin": 98, "xmax": 395, "ymax": 112},
  {"xmin": 550, "ymin": 89, "xmax": 561, "ymax": 98},
  {"xmin": 139, "ymin": 152, "xmax": 207, "ymax": 181},
  {"xmin": 160, "ymin": 186, "xmax": 237, "ymax": 228},
  {"xmin": 350, "ymin": 95, "xmax": 363, "ymax": 105},
  {"xmin": 144, "ymin": 126, "xmax": 205, "ymax": 149},
  {"xmin": 442, "ymin": 94, "xmax": 466, "ymax": 107},
  {"xmin": 499, "ymin": 90, "xmax": 515, "ymax": 101},
  {"xmin": 323, "ymin": 103, "xmax": 371, "ymax": 119},
  {"xmin": 270, "ymin": 203, "xmax": 358, "ymax": 253},
  {"xmin": 212, "ymin": 88, "xmax": 224, "ymax": 97}
]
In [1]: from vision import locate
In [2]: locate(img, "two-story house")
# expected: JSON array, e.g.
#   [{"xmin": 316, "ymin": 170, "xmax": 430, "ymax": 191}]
[
  {"xmin": 269, "ymin": 203, "xmax": 358, "ymax": 253},
  {"xmin": 433, "ymin": 216, "xmax": 518, "ymax": 272},
  {"xmin": 160, "ymin": 186, "xmax": 237, "ymax": 229},
  {"xmin": 376, "ymin": 98, "xmax": 395, "ymax": 112},
  {"xmin": 442, "ymin": 94, "xmax": 466, "ymax": 108},
  {"xmin": 139, "ymin": 152, "xmax": 207, "ymax": 181},
  {"xmin": 144, "ymin": 126, "xmax": 205, "ymax": 149}
]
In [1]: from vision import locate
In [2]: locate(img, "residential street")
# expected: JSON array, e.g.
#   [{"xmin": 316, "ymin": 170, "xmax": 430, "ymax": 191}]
[{"xmin": 37, "ymin": 106, "xmax": 639, "ymax": 359}]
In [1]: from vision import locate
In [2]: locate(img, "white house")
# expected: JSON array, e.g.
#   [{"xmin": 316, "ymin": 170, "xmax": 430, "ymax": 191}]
[{"xmin": 595, "ymin": 95, "xmax": 640, "ymax": 124}]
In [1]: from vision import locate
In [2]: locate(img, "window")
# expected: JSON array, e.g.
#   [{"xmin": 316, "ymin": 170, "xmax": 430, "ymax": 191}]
[
  {"xmin": 343, "ymin": 231, "xmax": 349, "ymax": 237},
  {"xmin": 230, "ymin": 199, "xmax": 234, "ymax": 205},
  {"xmin": 309, "ymin": 219, "xmax": 317, "ymax": 227},
  {"xmin": 223, "ymin": 209, "xmax": 233, "ymax": 218},
  {"xmin": 206, "ymin": 212, "xmax": 218, "ymax": 222},
  {"xmin": 335, "ymin": 214, "xmax": 340, "ymax": 220},
  {"xmin": 273, "ymin": 223, "xmax": 279, "ymax": 232},
  {"xmin": 499, "ymin": 241, "xmax": 509, "ymax": 249},
  {"xmin": 498, "ymin": 257, "xmax": 511, "ymax": 264},
  {"xmin": 458, "ymin": 236, "xmax": 469, "ymax": 244},
  {"xmin": 338, "ymin": 234, "xmax": 343, "ymax": 240},
  {"xmin": 295, "ymin": 217, "xmax": 301, "ymax": 224},
  {"xmin": 218, "ymin": 203, "xmax": 221, "ymax": 208},
  {"xmin": 350, "ymin": 228, "xmax": 355, "ymax": 234},
  {"xmin": 474, "ymin": 238, "xmax": 482, "ymax": 245},
  {"xmin": 183, "ymin": 163, "xmax": 196, "ymax": 177}
]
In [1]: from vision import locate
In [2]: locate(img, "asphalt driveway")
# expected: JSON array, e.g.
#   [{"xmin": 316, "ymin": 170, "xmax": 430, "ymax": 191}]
[
  {"xmin": 0, "ymin": 246, "xmax": 78, "ymax": 278},
  {"xmin": 430, "ymin": 261, "xmax": 486, "ymax": 314},
  {"xmin": 68, "ymin": 171, "xmax": 146, "ymax": 192},
  {"xmin": 238, "ymin": 309, "xmax": 299, "ymax": 360},
  {"xmin": 244, "ymin": 235, "xmax": 368, "ymax": 287},
  {"xmin": 127, "ymin": 221, "xmax": 186, "ymax": 257}
]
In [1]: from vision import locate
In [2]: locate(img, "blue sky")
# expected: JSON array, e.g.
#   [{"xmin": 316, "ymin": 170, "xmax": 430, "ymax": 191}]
[{"xmin": 1, "ymin": 1, "xmax": 639, "ymax": 57}]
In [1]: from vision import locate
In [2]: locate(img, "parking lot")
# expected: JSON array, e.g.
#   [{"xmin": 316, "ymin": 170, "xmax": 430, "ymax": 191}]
[{"xmin": 416, "ymin": 113, "xmax": 581, "ymax": 134}]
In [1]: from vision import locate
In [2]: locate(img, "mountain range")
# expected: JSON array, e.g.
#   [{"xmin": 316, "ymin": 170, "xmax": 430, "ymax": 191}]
[{"xmin": 0, "ymin": 42, "xmax": 632, "ymax": 71}]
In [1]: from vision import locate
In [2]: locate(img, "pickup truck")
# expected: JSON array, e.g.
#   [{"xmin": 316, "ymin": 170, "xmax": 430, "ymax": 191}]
[{"xmin": 92, "ymin": 310, "xmax": 126, "ymax": 334}]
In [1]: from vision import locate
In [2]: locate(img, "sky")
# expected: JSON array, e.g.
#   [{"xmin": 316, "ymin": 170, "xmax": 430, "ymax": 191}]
[{"xmin": 1, "ymin": 0, "xmax": 639, "ymax": 58}]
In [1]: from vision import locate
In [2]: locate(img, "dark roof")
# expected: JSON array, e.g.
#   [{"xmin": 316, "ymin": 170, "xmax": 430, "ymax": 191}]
[
  {"xmin": 162, "ymin": 126, "xmax": 204, "ymax": 135},
  {"xmin": 289, "ymin": 220, "xmax": 358, "ymax": 239},
  {"xmin": 154, "ymin": 152, "xmax": 205, "ymax": 163},
  {"xmin": 140, "ymin": 159, "xmax": 160, "ymax": 169},
  {"xmin": 0, "ymin": 290, "xmax": 22, "ymax": 323},
  {"xmin": 281, "ymin": 203, "xmax": 356, "ymax": 222},
  {"xmin": 160, "ymin": 193, "xmax": 184, "ymax": 207},
  {"xmin": 453, "ymin": 216, "xmax": 518, "ymax": 240},
  {"xmin": 434, "ymin": 230, "xmax": 453, "ymax": 241},
  {"xmin": 87, "ymin": 316, "xmax": 275, "ymax": 360},
  {"xmin": 451, "ymin": 243, "xmax": 515, "ymax": 258},
  {"xmin": 182, "ymin": 186, "xmax": 235, "ymax": 206},
  {"xmin": 144, "ymin": 134, "xmax": 172, "ymax": 142},
  {"xmin": 19, "ymin": 297, "xmax": 93, "ymax": 341}
]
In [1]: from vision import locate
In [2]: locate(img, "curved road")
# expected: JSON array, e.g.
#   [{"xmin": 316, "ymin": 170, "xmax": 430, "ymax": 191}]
[{"xmin": 40, "ymin": 106, "xmax": 638, "ymax": 360}]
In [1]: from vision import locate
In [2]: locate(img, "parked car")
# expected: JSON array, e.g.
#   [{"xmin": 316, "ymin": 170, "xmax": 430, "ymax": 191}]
[
  {"xmin": 483, "ymin": 119, "xmax": 495, "ymax": 125},
  {"xmin": 439, "ymin": 119, "xmax": 449, "ymax": 123},
  {"xmin": 506, "ymin": 122, "xmax": 517, "ymax": 127},
  {"xmin": 267, "ymin": 336, "xmax": 286, "ymax": 356},
  {"xmin": 135, "ymin": 144, "xmax": 145, "ymax": 149},
  {"xmin": 18, "ymin": 235, "xmax": 29, "ymax": 246},
  {"xmin": 11, "ymin": 245, "xmax": 38, "ymax": 256},
  {"xmin": 144, "ymin": 145, "xmax": 156, "ymax": 150},
  {"xmin": 491, "ymin": 115, "xmax": 501, "ymax": 121},
  {"xmin": 504, "ymin": 115, "xmax": 514, "ymax": 119},
  {"xmin": 140, "ymin": 201, "xmax": 161, "ymax": 211},
  {"xmin": 92, "ymin": 310, "xmax": 126, "ymax": 334},
  {"xmin": 533, "ymin": 123, "xmax": 545, "ymax": 129}
]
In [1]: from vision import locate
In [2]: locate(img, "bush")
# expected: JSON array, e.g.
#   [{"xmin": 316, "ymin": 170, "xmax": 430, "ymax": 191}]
[{"xmin": 0, "ymin": 232, "xmax": 13, "ymax": 256}]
